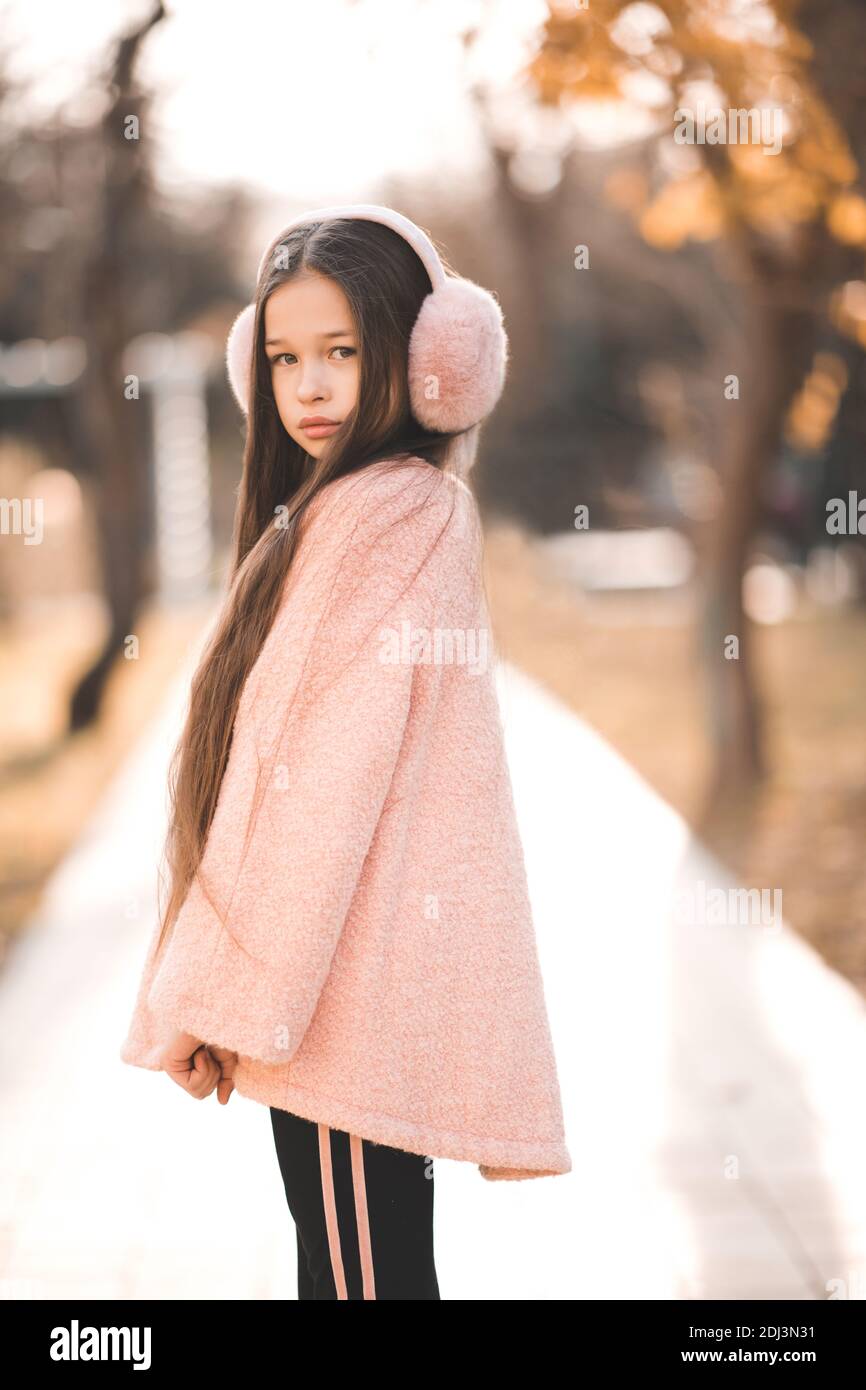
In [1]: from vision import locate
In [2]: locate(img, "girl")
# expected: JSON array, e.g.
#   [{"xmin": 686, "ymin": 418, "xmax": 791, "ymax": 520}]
[{"xmin": 121, "ymin": 205, "xmax": 571, "ymax": 1301}]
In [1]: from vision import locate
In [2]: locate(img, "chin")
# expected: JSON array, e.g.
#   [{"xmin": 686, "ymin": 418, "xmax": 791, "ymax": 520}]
[
  {"xmin": 301, "ymin": 437, "xmax": 328, "ymax": 459},
  {"xmin": 285, "ymin": 428, "xmax": 319, "ymax": 456}
]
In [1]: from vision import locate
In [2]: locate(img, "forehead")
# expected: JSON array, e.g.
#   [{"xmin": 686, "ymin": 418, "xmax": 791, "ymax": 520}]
[{"xmin": 264, "ymin": 272, "xmax": 354, "ymax": 340}]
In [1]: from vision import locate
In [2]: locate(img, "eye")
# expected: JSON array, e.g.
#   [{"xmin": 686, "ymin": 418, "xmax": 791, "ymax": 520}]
[{"xmin": 268, "ymin": 347, "xmax": 356, "ymax": 366}]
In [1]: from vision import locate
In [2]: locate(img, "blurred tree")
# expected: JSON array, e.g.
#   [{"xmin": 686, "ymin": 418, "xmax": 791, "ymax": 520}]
[
  {"xmin": 0, "ymin": 4, "xmax": 256, "ymax": 734},
  {"xmin": 522, "ymin": 0, "xmax": 865, "ymax": 815}
]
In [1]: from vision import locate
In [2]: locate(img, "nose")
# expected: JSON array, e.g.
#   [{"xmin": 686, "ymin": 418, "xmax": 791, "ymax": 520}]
[{"xmin": 296, "ymin": 362, "xmax": 329, "ymax": 404}]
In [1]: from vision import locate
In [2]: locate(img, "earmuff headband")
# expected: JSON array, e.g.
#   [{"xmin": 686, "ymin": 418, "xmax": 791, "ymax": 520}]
[{"xmin": 255, "ymin": 204, "xmax": 447, "ymax": 292}]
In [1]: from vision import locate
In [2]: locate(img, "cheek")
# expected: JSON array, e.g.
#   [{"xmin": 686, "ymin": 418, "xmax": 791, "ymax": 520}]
[
  {"xmin": 344, "ymin": 361, "xmax": 361, "ymax": 404},
  {"xmin": 271, "ymin": 370, "xmax": 291, "ymax": 401},
  {"xmin": 271, "ymin": 376, "xmax": 294, "ymax": 430}
]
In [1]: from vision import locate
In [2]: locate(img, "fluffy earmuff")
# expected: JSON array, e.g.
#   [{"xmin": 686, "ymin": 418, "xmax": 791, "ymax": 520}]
[
  {"xmin": 226, "ymin": 302, "xmax": 257, "ymax": 414},
  {"xmin": 407, "ymin": 277, "xmax": 508, "ymax": 433},
  {"xmin": 225, "ymin": 204, "xmax": 509, "ymax": 431}
]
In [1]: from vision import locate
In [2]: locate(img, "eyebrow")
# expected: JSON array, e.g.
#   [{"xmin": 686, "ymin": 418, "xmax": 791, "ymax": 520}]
[{"xmin": 264, "ymin": 329, "xmax": 355, "ymax": 346}]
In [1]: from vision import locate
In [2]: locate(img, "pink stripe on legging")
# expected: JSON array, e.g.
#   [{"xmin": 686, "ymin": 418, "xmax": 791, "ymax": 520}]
[
  {"xmin": 318, "ymin": 1123, "xmax": 348, "ymax": 1299},
  {"xmin": 350, "ymin": 1134, "xmax": 376, "ymax": 1299},
  {"xmin": 318, "ymin": 1125, "xmax": 376, "ymax": 1299}
]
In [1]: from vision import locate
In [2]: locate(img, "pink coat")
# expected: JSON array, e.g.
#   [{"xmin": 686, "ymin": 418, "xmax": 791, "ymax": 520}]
[{"xmin": 120, "ymin": 457, "xmax": 571, "ymax": 1181}]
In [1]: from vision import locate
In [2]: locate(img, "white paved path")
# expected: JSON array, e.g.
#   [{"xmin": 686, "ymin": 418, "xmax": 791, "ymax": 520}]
[{"xmin": 1, "ymin": 635, "xmax": 864, "ymax": 1300}]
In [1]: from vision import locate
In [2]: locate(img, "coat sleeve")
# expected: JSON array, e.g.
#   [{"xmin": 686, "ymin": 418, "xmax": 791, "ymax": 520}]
[{"xmin": 120, "ymin": 463, "xmax": 465, "ymax": 1070}]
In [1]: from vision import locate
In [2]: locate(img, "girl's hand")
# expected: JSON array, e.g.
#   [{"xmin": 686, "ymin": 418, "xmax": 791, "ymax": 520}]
[
  {"xmin": 208, "ymin": 1045, "xmax": 238, "ymax": 1105},
  {"xmin": 160, "ymin": 1030, "xmax": 221, "ymax": 1100}
]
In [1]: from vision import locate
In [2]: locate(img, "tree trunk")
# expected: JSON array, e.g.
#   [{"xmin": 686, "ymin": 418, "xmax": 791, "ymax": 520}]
[
  {"xmin": 69, "ymin": 2, "xmax": 165, "ymax": 731},
  {"xmin": 696, "ymin": 226, "xmax": 816, "ymax": 835}
]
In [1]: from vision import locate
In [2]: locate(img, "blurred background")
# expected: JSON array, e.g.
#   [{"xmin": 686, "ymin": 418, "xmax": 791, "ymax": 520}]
[{"xmin": 1, "ymin": 0, "xmax": 866, "ymax": 1301}]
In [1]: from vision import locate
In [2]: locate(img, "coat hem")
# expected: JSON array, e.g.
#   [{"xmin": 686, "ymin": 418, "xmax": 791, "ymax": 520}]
[{"xmin": 236, "ymin": 1069, "xmax": 572, "ymax": 1182}]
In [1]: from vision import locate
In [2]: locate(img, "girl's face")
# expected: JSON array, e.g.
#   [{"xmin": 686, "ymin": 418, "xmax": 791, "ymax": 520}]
[{"xmin": 264, "ymin": 271, "xmax": 360, "ymax": 456}]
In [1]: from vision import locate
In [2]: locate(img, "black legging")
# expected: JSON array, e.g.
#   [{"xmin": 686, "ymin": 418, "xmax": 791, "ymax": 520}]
[{"xmin": 269, "ymin": 1106, "xmax": 440, "ymax": 1300}]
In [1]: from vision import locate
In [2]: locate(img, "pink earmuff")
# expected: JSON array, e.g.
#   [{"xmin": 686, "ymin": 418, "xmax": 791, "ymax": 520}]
[{"xmin": 225, "ymin": 203, "xmax": 508, "ymax": 433}]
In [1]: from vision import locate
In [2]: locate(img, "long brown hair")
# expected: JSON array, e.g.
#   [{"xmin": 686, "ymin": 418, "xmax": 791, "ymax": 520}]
[{"xmin": 155, "ymin": 215, "xmax": 477, "ymax": 958}]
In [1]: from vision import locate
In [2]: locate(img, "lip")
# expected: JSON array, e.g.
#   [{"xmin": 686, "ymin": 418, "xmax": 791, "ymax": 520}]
[{"xmin": 299, "ymin": 417, "xmax": 341, "ymax": 439}]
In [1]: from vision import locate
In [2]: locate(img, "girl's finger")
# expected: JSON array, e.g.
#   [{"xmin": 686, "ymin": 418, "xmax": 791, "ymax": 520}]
[
  {"xmin": 216, "ymin": 1075, "xmax": 235, "ymax": 1105},
  {"xmin": 189, "ymin": 1048, "xmax": 218, "ymax": 1097}
]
